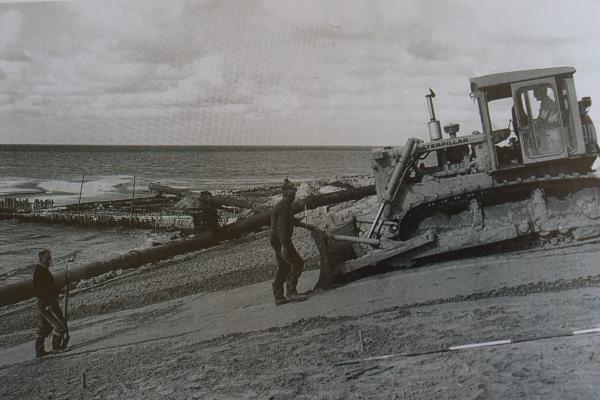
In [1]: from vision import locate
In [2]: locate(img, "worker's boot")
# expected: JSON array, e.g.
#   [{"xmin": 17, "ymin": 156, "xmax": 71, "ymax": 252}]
[
  {"xmin": 51, "ymin": 334, "xmax": 63, "ymax": 353},
  {"xmin": 286, "ymin": 281, "xmax": 299, "ymax": 299},
  {"xmin": 61, "ymin": 334, "xmax": 70, "ymax": 350},
  {"xmin": 35, "ymin": 337, "xmax": 50, "ymax": 358},
  {"xmin": 272, "ymin": 283, "xmax": 287, "ymax": 306},
  {"xmin": 286, "ymin": 268, "xmax": 307, "ymax": 299}
]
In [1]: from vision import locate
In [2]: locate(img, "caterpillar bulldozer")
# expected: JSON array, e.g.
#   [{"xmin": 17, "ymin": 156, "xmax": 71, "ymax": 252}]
[{"xmin": 314, "ymin": 66, "xmax": 600, "ymax": 287}]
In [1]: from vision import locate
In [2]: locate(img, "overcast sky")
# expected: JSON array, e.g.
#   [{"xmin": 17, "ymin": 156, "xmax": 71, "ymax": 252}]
[{"xmin": 0, "ymin": 0, "xmax": 599, "ymax": 146}]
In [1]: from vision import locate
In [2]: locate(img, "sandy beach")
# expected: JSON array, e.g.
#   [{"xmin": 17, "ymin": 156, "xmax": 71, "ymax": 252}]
[{"xmin": 2, "ymin": 176, "xmax": 600, "ymax": 399}]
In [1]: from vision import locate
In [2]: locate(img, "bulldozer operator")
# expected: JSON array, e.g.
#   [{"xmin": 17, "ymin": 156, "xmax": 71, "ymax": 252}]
[
  {"xmin": 270, "ymin": 178, "xmax": 315, "ymax": 305},
  {"xmin": 533, "ymin": 86, "xmax": 560, "ymax": 153},
  {"xmin": 534, "ymin": 86, "xmax": 559, "ymax": 125}
]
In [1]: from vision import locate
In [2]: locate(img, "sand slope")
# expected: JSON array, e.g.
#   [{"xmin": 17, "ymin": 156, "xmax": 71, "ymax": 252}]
[{"xmin": 3, "ymin": 238, "xmax": 600, "ymax": 399}]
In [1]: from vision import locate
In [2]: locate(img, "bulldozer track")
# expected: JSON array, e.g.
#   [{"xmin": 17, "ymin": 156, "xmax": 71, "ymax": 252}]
[
  {"xmin": 405, "ymin": 172, "xmax": 600, "ymax": 222},
  {"xmin": 394, "ymin": 172, "xmax": 600, "ymax": 248}
]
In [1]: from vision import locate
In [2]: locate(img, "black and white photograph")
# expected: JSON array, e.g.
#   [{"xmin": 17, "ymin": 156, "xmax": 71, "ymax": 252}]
[{"xmin": 1, "ymin": 1, "xmax": 600, "ymax": 398}]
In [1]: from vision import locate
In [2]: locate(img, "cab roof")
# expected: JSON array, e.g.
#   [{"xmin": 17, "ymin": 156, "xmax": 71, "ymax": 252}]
[{"xmin": 470, "ymin": 67, "xmax": 576, "ymax": 92}]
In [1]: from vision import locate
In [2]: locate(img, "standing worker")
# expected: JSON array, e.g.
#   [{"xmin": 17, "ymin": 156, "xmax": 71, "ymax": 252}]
[
  {"xmin": 270, "ymin": 179, "xmax": 314, "ymax": 305},
  {"xmin": 192, "ymin": 191, "xmax": 219, "ymax": 232},
  {"xmin": 33, "ymin": 249, "xmax": 69, "ymax": 357}
]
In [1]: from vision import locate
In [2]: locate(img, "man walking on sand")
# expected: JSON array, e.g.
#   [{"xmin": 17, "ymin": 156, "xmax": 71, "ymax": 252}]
[
  {"xmin": 270, "ymin": 179, "xmax": 315, "ymax": 305},
  {"xmin": 33, "ymin": 249, "xmax": 69, "ymax": 357}
]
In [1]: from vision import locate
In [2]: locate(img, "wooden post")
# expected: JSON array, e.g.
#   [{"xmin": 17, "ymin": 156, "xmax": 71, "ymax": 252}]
[
  {"xmin": 130, "ymin": 175, "xmax": 136, "ymax": 216},
  {"xmin": 77, "ymin": 173, "xmax": 85, "ymax": 214},
  {"xmin": 359, "ymin": 329, "xmax": 364, "ymax": 352}
]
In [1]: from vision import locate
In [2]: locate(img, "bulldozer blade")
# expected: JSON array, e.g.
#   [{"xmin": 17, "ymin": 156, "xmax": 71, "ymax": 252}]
[
  {"xmin": 311, "ymin": 223, "xmax": 437, "ymax": 289},
  {"xmin": 311, "ymin": 222, "xmax": 360, "ymax": 289},
  {"xmin": 340, "ymin": 231, "xmax": 436, "ymax": 274}
]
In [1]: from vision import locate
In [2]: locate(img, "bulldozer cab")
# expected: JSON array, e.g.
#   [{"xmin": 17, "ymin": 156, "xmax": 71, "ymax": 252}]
[{"xmin": 470, "ymin": 67, "xmax": 593, "ymax": 170}]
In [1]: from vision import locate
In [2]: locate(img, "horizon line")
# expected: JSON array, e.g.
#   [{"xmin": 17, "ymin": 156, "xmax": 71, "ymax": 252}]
[{"xmin": 0, "ymin": 143, "xmax": 377, "ymax": 148}]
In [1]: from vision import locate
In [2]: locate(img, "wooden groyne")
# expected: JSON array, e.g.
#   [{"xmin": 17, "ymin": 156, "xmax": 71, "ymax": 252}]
[
  {"xmin": 0, "ymin": 185, "xmax": 270, "ymax": 231},
  {"xmin": 0, "ymin": 195, "xmax": 196, "ymax": 231},
  {"xmin": 0, "ymin": 198, "xmax": 54, "ymax": 212},
  {"xmin": 64, "ymin": 195, "xmax": 177, "ymax": 213},
  {"xmin": 0, "ymin": 185, "xmax": 376, "ymax": 307},
  {"xmin": 3, "ymin": 212, "xmax": 195, "ymax": 231}
]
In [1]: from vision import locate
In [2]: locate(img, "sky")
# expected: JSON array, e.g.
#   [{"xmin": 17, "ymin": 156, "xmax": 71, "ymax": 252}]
[{"xmin": 0, "ymin": 0, "xmax": 599, "ymax": 146}]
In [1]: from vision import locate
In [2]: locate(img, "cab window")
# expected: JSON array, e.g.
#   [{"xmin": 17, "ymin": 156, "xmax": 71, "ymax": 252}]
[
  {"xmin": 557, "ymin": 78, "xmax": 577, "ymax": 152},
  {"xmin": 516, "ymin": 85, "xmax": 564, "ymax": 157}
]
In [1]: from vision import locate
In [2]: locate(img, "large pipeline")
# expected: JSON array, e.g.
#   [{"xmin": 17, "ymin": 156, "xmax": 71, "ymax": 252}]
[
  {"xmin": 148, "ymin": 183, "xmax": 193, "ymax": 196},
  {"xmin": 0, "ymin": 185, "xmax": 375, "ymax": 307}
]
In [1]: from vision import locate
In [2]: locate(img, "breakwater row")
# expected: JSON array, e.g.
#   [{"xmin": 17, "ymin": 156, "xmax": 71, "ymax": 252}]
[
  {"xmin": 1, "ymin": 211, "xmax": 195, "ymax": 232},
  {"xmin": 0, "ymin": 198, "xmax": 54, "ymax": 212}
]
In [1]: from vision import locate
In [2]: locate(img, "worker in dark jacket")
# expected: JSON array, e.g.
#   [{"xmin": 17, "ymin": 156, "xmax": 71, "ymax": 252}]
[
  {"xmin": 33, "ymin": 249, "xmax": 68, "ymax": 357},
  {"xmin": 192, "ymin": 191, "xmax": 219, "ymax": 232},
  {"xmin": 270, "ymin": 179, "xmax": 314, "ymax": 305}
]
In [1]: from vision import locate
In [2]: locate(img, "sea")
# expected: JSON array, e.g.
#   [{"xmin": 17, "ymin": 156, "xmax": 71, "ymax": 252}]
[{"xmin": 0, "ymin": 145, "xmax": 373, "ymax": 281}]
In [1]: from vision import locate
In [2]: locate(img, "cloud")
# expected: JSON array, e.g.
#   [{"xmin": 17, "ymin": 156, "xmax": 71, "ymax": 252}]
[
  {"xmin": 1, "ymin": 0, "xmax": 600, "ymax": 145},
  {"xmin": 0, "ymin": 9, "xmax": 24, "ymax": 59}
]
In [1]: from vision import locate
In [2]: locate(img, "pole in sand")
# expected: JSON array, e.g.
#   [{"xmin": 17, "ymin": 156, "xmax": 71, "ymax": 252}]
[
  {"xmin": 130, "ymin": 175, "xmax": 136, "ymax": 216},
  {"xmin": 77, "ymin": 172, "xmax": 85, "ymax": 214},
  {"xmin": 61, "ymin": 262, "xmax": 71, "ymax": 350}
]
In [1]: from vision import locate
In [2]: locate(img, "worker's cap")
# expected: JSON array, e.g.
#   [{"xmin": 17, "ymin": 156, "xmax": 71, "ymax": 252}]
[
  {"xmin": 38, "ymin": 249, "xmax": 51, "ymax": 258},
  {"xmin": 282, "ymin": 178, "xmax": 297, "ymax": 193}
]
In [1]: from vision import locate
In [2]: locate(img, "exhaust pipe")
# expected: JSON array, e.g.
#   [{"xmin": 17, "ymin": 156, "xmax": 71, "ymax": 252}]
[{"xmin": 426, "ymin": 88, "xmax": 442, "ymax": 141}]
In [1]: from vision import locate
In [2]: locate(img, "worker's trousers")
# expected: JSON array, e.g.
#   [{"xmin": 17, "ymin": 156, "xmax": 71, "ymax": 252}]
[
  {"xmin": 272, "ymin": 241, "xmax": 305, "ymax": 297},
  {"xmin": 36, "ymin": 302, "xmax": 68, "ymax": 352}
]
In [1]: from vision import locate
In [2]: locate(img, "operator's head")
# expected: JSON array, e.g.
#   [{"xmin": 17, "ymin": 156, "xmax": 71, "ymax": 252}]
[
  {"xmin": 534, "ymin": 87, "xmax": 548, "ymax": 101},
  {"xmin": 38, "ymin": 249, "xmax": 52, "ymax": 267},
  {"xmin": 282, "ymin": 178, "xmax": 297, "ymax": 203}
]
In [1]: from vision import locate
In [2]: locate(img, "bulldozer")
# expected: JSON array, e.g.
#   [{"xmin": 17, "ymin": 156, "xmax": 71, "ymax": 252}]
[{"xmin": 314, "ymin": 66, "xmax": 600, "ymax": 287}]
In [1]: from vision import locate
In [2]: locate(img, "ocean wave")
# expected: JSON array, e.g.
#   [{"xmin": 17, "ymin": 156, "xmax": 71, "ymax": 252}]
[
  {"xmin": 0, "ymin": 175, "xmax": 140, "ymax": 205},
  {"xmin": 0, "ymin": 249, "xmax": 31, "ymax": 256},
  {"xmin": 39, "ymin": 176, "xmax": 124, "ymax": 196},
  {"xmin": 2, "ymin": 264, "xmax": 36, "ymax": 278},
  {"xmin": 27, "ymin": 233, "xmax": 52, "ymax": 240},
  {"xmin": 0, "ymin": 177, "xmax": 44, "ymax": 195},
  {"xmin": 77, "ymin": 233, "xmax": 102, "ymax": 241}
]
